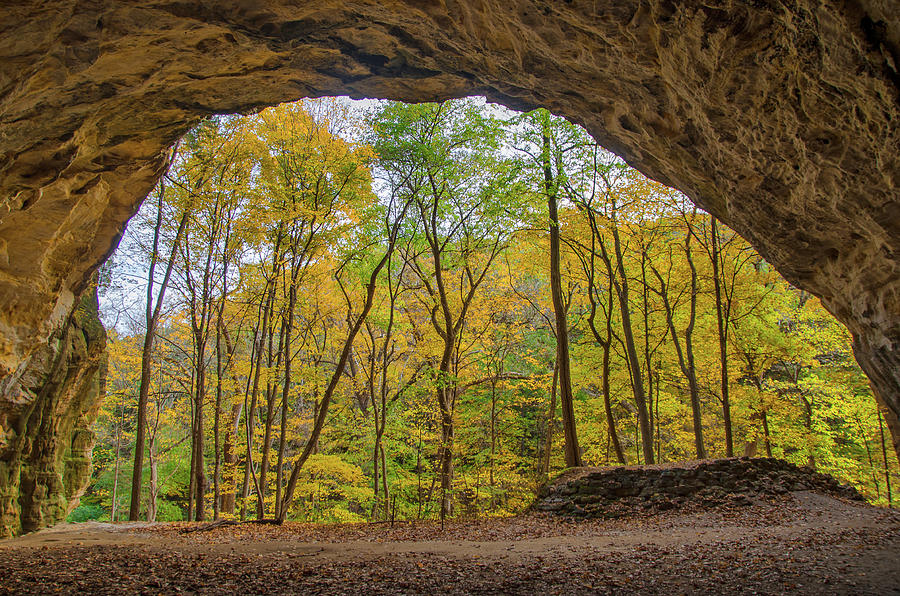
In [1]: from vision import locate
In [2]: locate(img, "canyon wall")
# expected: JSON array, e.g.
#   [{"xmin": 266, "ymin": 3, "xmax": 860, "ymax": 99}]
[
  {"xmin": 0, "ymin": 289, "xmax": 105, "ymax": 537},
  {"xmin": 0, "ymin": 1, "xmax": 897, "ymax": 534}
]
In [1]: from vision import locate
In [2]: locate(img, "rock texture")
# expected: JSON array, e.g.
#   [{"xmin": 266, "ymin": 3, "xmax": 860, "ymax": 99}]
[
  {"xmin": 0, "ymin": 1, "xmax": 897, "ymax": 534},
  {"xmin": 0, "ymin": 288, "xmax": 105, "ymax": 538},
  {"xmin": 534, "ymin": 458, "xmax": 864, "ymax": 517}
]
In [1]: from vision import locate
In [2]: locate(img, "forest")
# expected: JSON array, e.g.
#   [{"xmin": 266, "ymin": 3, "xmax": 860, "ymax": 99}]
[{"xmin": 73, "ymin": 97, "xmax": 898, "ymax": 525}]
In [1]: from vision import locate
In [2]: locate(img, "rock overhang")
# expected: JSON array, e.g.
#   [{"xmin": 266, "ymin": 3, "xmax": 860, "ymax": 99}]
[{"xmin": 0, "ymin": 0, "xmax": 897, "ymax": 535}]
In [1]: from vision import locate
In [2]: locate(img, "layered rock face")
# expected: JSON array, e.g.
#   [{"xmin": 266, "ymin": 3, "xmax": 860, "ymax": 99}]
[
  {"xmin": 0, "ymin": 1, "xmax": 897, "ymax": 534},
  {"xmin": 0, "ymin": 289, "xmax": 105, "ymax": 537}
]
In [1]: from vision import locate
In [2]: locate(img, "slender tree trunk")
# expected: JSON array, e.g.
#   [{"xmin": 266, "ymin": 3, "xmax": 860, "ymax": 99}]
[
  {"xmin": 274, "ymin": 386, "xmax": 289, "ymax": 517},
  {"xmin": 878, "ymin": 409, "xmax": 893, "ymax": 507},
  {"xmin": 682, "ymin": 232, "xmax": 706, "ymax": 459},
  {"xmin": 541, "ymin": 361, "xmax": 558, "ymax": 476},
  {"xmin": 186, "ymin": 369, "xmax": 196, "ymax": 521},
  {"xmin": 221, "ymin": 402, "xmax": 242, "ymax": 515},
  {"xmin": 259, "ymin": 383, "xmax": 276, "ymax": 517},
  {"xmin": 710, "ymin": 216, "xmax": 733, "ymax": 456},
  {"xmin": 601, "ymin": 280, "xmax": 626, "ymax": 465},
  {"xmin": 111, "ymin": 397, "xmax": 123, "ymax": 522},
  {"xmin": 373, "ymin": 425, "xmax": 384, "ymax": 517},
  {"xmin": 416, "ymin": 429, "xmax": 423, "ymax": 520},
  {"xmin": 603, "ymin": 331, "xmax": 626, "ymax": 464},
  {"xmin": 654, "ymin": 370, "xmax": 661, "ymax": 462},
  {"xmin": 213, "ymin": 321, "xmax": 223, "ymax": 520},
  {"xmin": 379, "ymin": 444, "xmax": 389, "ymax": 519},
  {"xmin": 640, "ymin": 250, "xmax": 655, "ymax": 448},
  {"xmin": 760, "ymin": 408, "xmax": 773, "ymax": 457},
  {"xmin": 193, "ymin": 346, "xmax": 208, "ymax": 521},
  {"xmin": 242, "ymin": 231, "xmax": 282, "ymax": 520},
  {"xmin": 489, "ymin": 380, "xmax": 497, "ymax": 489},
  {"xmin": 541, "ymin": 112, "xmax": 581, "ymax": 468},
  {"xmin": 243, "ymin": 294, "xmax": 271, "ymax": 519},
  {"xmin": 147, "ymin": 435, "xmax": 158, "ymax": 522},
  {"xmin": 274, "ymin": 275, "xmax": 297, "ymax": 519},
  {"xmin": 608, "ymin": 221, "xmax": 654, "ymax": 464},
  {"xmin": 277, "ymin": 210, "xmax": 407, "ymax": 522},
  {"xmin": 259, "ymin": 315, "xmax": 284, "ymax": 518},
  {"xmin": 650, "ymin": 232, "xmax": 706, "ymax": 460},
  {"xmin": 130, "ymin": 189, "xmax": 190, "ymax": 521},
  {"xmin": 579, "ymin": 209, "xmax": 625, "ymax": 466}
]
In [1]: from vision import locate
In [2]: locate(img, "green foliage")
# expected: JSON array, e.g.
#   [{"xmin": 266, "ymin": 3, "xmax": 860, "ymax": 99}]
[
  {"xmin": 67, "ymin": 504, "xmax": 105, "ymax": 523},
  {"xmin": 155, "ymin": 500, "xmax": 184, "ymax": 522}
]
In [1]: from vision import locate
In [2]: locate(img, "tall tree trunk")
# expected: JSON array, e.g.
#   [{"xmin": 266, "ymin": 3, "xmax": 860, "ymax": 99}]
[
  {"xmin": 373, "ymin": 425, "xmax": 384, "ymax": 517},
  {"xmin": 111, "ymin": 397, "xmax": 123, "ymax": 522},
  {"xmin": 579, "ymin": 205, "xmax": 625, "ymax": 466},
  {"xmin": 244, "ymin": 288, "xmax": 272, "ymax": 519},
  {"xmin": 541, "ymin": 361, "xmax": 558, "ymax": 476},
  {"xmin": 437, "ymin": 387, "xmax": 455, "ymax": 519},
  {"xmin": 710, "ymin": 216, "xmax": 733, "ymax": 456},
  {"xmin": 274, "ymin": 385, "xmax": 289, "ymax": 518},
  {"xmin": 277, "ymin": 205, "xmax": 408, "ymax": 522},
  {"xmin": 379, "ymin": 444, "xmax": 389, "ymax": 519},
  {"xmin": 541, "ymin": 112, "xmax": 581, "ymax": 468},
  {"xmin": 682, "ymin": 231, "xmax": 706, "ymax": 459},
  {"xmin": 608, "ymin": 220, "xmax": 654, "ymax": 464},
  {"xmin": 602, "ymin": 290, "xmax": 626, "ymax": 465},
  {"xmin": 147, "ymin": 434, "xmax": 158, "ymax": 522},
  {"xmin": 213, "ymin": 319, "xmax": 223, "ymax": 520},
  {"xmin": 274, "ymin": 273, "xmax": 297, "ymax": 519},
  {"xmin": 259, "ymin": 383, "xmax": 276, "ymax": 517},
  {"xmin": 878, "ymin": 409, "xmax": 893, "ymax": 507},
  {"xmin": 193, "ymin": 345, "xmax": 208, "ymax": 521},
  {"xmin": 650, "ymin": 233, "xmax": 706, "ymax": 460},
  {"xmin": 489, "ymin": 380, "xmax": 497, "ymax": 489},
  {"xmin": 640, "ymin": 250, "xmax": 654, "ymax": 448},
  {"xmin": 129, "ymin": 186, "xmax": 190, "ymax": 521},
  {"xmin": 259, "ymin": 316, "xmax": 284, "ymax": 519},
  {"xmin": 221, "ymin": 402, "xmax": 242, "ymax": 515},
  {"xmin": 187, "ymin": 400, "xmax": 195, "ymax": 520}
]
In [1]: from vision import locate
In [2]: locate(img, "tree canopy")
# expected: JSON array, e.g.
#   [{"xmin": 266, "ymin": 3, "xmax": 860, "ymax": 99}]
[{"xmin": 82, "ymin": 97, "xmax": 897, "ymax": 525}]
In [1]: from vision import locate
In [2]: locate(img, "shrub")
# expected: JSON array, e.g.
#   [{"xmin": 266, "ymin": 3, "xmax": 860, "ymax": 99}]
[
  {"xmin": 154, "ymin": 500, "xmax": 183, "ymax": 522},
  {"xmin": 67, "ymin": 504, "xmax": 105, "ymax": 523}
]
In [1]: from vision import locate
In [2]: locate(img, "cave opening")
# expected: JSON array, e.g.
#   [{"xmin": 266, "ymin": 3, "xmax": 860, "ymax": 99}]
[
  {"xmin": 0, "ymin": 10, "xmax": 897, "ymax": 590},
  {"xmin": 72, "ymin": 95, "xmax": 894, "ymax": 528}
]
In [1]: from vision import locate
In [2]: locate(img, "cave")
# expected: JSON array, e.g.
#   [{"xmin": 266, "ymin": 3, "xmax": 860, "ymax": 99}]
[{"xmin": 0, "ymin": 1, "xmax": 897, "ymax": 537}]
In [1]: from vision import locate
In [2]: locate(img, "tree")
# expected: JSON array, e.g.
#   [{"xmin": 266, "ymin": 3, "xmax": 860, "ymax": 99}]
[
  {"xmin": 371, "ymin": 99, "xmax": 526, "ymax": 517},
  {"xmin": 649, "ymin": 208, "xmax": 706, "ymax": 460},
  {"xmin": 129, "ymin": 147, "xmax": 191, "ymax": 521},
  {"xmin": 87, "ymin": 97, "xmax": 898, "ymax": 525},
  {"xmin": 521, "ymin": 109, "xmax": 583, "ymax": 468}
]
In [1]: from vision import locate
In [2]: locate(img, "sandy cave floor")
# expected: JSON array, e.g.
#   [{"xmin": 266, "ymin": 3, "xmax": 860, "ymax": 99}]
[{"xmin": 1, "ymin": 492, "xmax": 899, "ymax": 595}]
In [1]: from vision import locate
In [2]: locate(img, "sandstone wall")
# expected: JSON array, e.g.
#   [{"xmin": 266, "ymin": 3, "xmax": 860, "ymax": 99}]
[
  {"xmin": 0, "ymin": 288, "xmax": 105, "ymax": 537},
  {"xmin": 0, "ymin": 1, "xmax": 897, "ymax": 534}
]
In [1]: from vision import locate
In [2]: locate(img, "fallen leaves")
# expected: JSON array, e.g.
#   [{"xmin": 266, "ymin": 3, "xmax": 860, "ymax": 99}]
[{"xmin": 1, "ymin": 494, "xmax": 898, "ymax": 595}]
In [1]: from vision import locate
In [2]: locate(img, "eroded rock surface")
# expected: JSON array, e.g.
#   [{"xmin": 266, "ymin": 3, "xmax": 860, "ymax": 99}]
[
  {"xmin": 0, "ymin": 288, "xmax": 105, "ymax": 538},
  {"xmin": 0, "ymin": 1, "xmax": 897, "ymax": 534}
]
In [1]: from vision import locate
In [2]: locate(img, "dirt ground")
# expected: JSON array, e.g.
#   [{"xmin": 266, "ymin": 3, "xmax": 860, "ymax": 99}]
[{"xmin": 1, "ymin": 492, "xmax": 898, "ymax": 595}]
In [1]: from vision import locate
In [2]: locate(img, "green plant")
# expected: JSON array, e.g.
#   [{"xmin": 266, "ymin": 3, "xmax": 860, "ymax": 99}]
[
  {"xmin": 154, "ymin": 500, "xmax": 183, "ymax": 522},
  {"xmin": 67, "ymin": 504, "xmax": 105, "ymax": 523}
]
